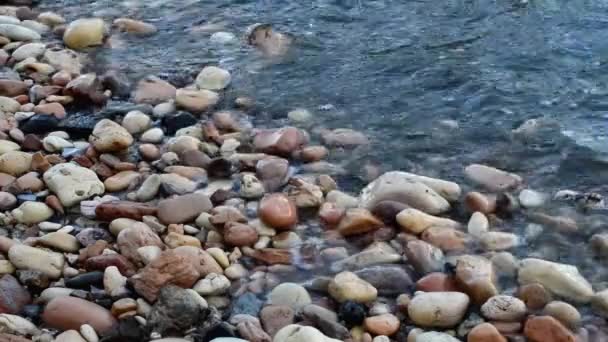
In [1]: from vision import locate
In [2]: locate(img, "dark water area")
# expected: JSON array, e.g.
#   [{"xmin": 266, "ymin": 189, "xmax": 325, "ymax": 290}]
[{"xmin": 40, "ymin": 0, "xmax": 608, "ymax": 193}]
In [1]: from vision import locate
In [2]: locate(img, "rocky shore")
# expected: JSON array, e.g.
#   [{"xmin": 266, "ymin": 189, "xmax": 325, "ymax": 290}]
[{"xmin": 0, "ymin": 1, "xmax": 606, "ymax": 342}]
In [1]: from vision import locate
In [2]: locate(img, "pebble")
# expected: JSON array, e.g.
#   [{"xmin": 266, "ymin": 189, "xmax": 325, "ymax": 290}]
[
  {"xmin": 0, "ymin": 275, "xmax": 31, "ymax": 315},
  {"xmin": 467, "ymin": 323, "xmax": 507, "ymax": 342},
  {"xmin": 113, "ymin": 18, "xmax": 157, "ymax": 34},
  {"xmin": 414, "ymin": 331, "xmax": 460, "ymax": 342},
  {"xmin": 464, "ymin": 164, "xmax": 522, "ymax": 192},
  {"xmin": 193, "ymin": 273, "xmax": 231, "ymax": 296},
  {"xmin": 404, "ymin": 239, "xmax": 445, "ymax": 275},
  {"xmin": 122, "ymin": 110, "xmax": 151, "ymax": 134},
  {"xmin": 63, "ymin": 18, "xmax": 106, "ymax": 50},
  {"xmin": 467, "ymin": 212, "xmax": 489, "ymax": 237},
  {"xmin": 408, "ymin": 291, "xmax": 470, "ymax": 327},
  {"xmin": 158, "ymin": 192, "xmax": 213, "ymax": 224},
  {"xmin": 0, "ymin": 24, "xmax": 41, "ymax": 41},
  {"xmin": 258, "ymin": 193, "xmax": 298, "ymax": 230},
  {"xmin": 175, "ymin": 88, "xmax": 219, "ymax": 112},
  {"xmin": 454, "ymin": 255, "xmax": 498, "ymax": 305},
  {"xmin": 359, "ymin": 171, "xmax": 451, "ymax": 214},
  {"xmin": 90, "ymin": 119, "xmax": 134, "ymax": 152},
  {"xmin": 274, "ymin": 324, "xmax": 342, "ymax": 342},
  {"xmin": 196, "ymin": 66, "xmax": 231, "ymax": 90},
  {"xmin": 0, "ymin": 313, "xmax": 40, "ymax": 336},
  {"xmin": 42, "ymin": 296, "xmax": 117, "ymax": 334},
  {"xmin": 519, "ymin": 189, "xmax": 546, "ymax": 208},
  {"xmin": 518, "ymin": 258, "xmax": 593, "ymax": 303},
  {"xmin": 363, "ymin": 313, "xmax": 400, "ymax": 336},
  {"xmin": 337, "ymin": 208, "xmax": 383, "ymax": 236},
  {"xmin": 12, "ymin": 201, "xmax": 53, "ymax": 224},
  {"xmin": 268, "ymin": 283, "xmax": 312, "ymax": 310},
  {"xmin": 543, "ymin": 301, "xmax": 581, "ymax": 329},
  {"xmin": 104, "ymin": 266, "xmax": 128, "ymax": 297},
  {"xmin": 80, "ymin": 324, "xmax": 99, "ymax": 342},
  {"xmin": 133, "ymin": 76, "xmax": 176, "ymax": 105},
  {"xmin": 38, "ymin": 232, "xmax": 79, "ymax": 252},
  {"xmin": 328, "ymin": 271, "xmax": 378, "ymax": 303},
  {"xmin": 140, "ymin": 127, "xmax": 164, "ymax": 143},
  {"xmin": 55, "ymin": 330, "xmax": 87, "ymax": 342},
  {"xmin": 253, "ymin": 127, "xmax": 306, "ymax": 156},
  {"xmin": 104, "ymin": 170, "xmax": 140, "ymax": 192},
  {"xmin": 0, "ymin": 151, "xmax": 31, "ymax": 176},
  {"xmin": 523, "ymin": 315, "xmax": 575, "ymax": 342},
  {"xmin": 396, "ymin": 208, "xmax": 460, "ymax": 234},
  {"xmin": 481, "ymin": 295, "xmax": 527, "ymax": 321}
]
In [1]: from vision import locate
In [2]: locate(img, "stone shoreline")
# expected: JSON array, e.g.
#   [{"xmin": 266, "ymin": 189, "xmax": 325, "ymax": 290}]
[{"xmin": 0, "ymin": 1, "xmax": 606, "ymax": 342}]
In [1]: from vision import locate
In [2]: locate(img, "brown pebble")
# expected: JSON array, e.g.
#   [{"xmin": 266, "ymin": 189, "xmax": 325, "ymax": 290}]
[
  {"xmin": 42, "ymin": 296, "xmax": 117, "ymax": 334},
  {"xmin": 258, "ymin": 193, "xmax": 298, "ymax": 230},
  {"xmin": 468, "ymin": 323, "xmax": 507, "ymax": 342},
  {"xmin": 45, "ymin": 195, "xmax": 64, "ymax": 215},
  {"xmin": 95, "ymin": 201, "xmax": 158, "ymax": 221},
  {"xmin": 518, "ymin": 283, "xmax": 552, "ymax": 311},
  {"xmin": 224, "ymin": 222, "xmax": 259, "ymax": 247},
  {"xmin": 21, "ymin": 135, "xmax": 42, "ymax": 151},
  {"xmin": 85, "ymin": 254, "xmax": 137, "ymax": 277},
  {"xmin": 252, "ymin": 248, "xmax": 293, "ymax": 265},
  {"xmin": 465, "ymin": 191, "xmax": 497, "ymax": 214},
  {"xmin": 524, "ymin": 315, "xmax": 575, "ymax": 342},
  {"xmin": 416, "ymin": 272, "xmax": 460, "ymax": 292},
  {"xmin": 0, "ymin": 274, "xmax": 31, "ymax": 314}
]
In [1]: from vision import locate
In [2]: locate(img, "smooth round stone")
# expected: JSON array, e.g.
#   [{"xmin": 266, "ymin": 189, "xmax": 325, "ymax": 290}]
[
  {"xmin": 90, "ymin": 119, "xmax": 133, "ymax": 152},
  {"xmin": 175, "ymin": 88, "xmax": 219, "ymax": 113},
  {"xmin": 0, "ymin": 140, "xmax": 20, "ymax": 156},
  {"xmin": 479, "ymin": 232, "xmax": 520, "ymax": 251},
  {"xmin": 481, "ymin": 295, "xmax": 527, "ymax": 322},
  {"xmin": 523, "ymin": 315, "xmax": 576, "ymax": 342},
  {"xmin": 42, "ymin": 296, "xmax": 117, "ymax": 334},
  {"xmin": 518, "ymin": 258, "xmax": 593, "ymax": 303},
  {"xmin": 122, "ymin": 110, "xmax": 151, "ymax": 134},
  {"xmin": 519, "ymin": 189, "xmax": 546, "ymax": 208},
  {"xmin": 104, "ymin": 171, "xmax": 140, "ymax": 192},
  {"xmin": 543, "ymin": 300, "xmax": 581, "ymax": 329},
  {"xmin": 408, "ymin": 292, "xmax": 470, "ymax": 327},
  {"xmin": 195, "ymin": 66, "xmax": 231, "ymax": 90},
  {"xmin": 363, "ymin": 313, "xmax": 400, "ymax": 336},
  {"xmin": 8, "ymin": 245, "xmax": 65, "ymax": 279},
  {"xmin": 328, "ymin": 272, "xmax": 378, "ymax": 303},
  {"xmin": 268, "ymin": 283, "xmax": 311, "ymax": 310},
  {"xmin": 0, "ymin": 191, "xmax": 17, "ymax": 210},
  {"xmin": 63, "ymin": 18, "xmax": 106, "ymax": 50},
  {"xmin": 12, "ymin": 43, "xmax": 45, "ymax": 62},
  {"xmin": 42, "ymin": 136, "xmax": 73, "ymax": 152},
  {"xmin": 224, "ymin": 223, "xmax": 258, "ymax": 247},
  {"xmin": 274, "ymin": 325, "xmax": 341, "ymax": 342},
  {"xmin": 140, "ymin": 127, "xmax": 164, "ymax": 143},
  {"xmin": 258, "ymin": 193, "xmax": 298, "ymax": 230},
  {"xmin": 0, "ymin": 151, "xmax": 31, "ymax": 176},
  {"xmin": 467, "ymin": 212, "xmax": 489, "ymax": 237},
  {"xmin": 467, "ymin": 323, "xmax": 507, "ymax": 342},
  {"xmin": 12, "ymin": 201, "xmax": 53, "ymax": 224},
  {"xmin": 0, "ymin": 24, "xmax": 41, "ymax": 41}
]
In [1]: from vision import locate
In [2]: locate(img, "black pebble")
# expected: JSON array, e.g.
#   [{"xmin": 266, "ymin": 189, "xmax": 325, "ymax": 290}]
[
  {"xmin": 162, "ymin": 111, "xmax": 197, "ymax": 135},
  {"xmin": 339, "ymin": 301, "xmax": 366, "ymax": 327},
  {"xmin": 65, "ymin": 271, "xmax": 104, "ymax": 290},
  {"xmin": 20, "ymin": 115, "xmax": 60, "ymax": 134}
]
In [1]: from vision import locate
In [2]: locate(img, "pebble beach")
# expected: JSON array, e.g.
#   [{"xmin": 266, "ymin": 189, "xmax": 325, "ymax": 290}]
[{"xmin": 0, "ymin": 1, "xmax": 606, "ymax": 342}]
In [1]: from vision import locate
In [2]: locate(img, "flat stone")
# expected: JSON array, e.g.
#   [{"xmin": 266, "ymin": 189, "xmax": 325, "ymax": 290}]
[
  {"xmin": 464, "ymin": 164, "xmax": 522, "ymax": 192},
  {"xmin": 268, "ymin": 283, "xmax": 311, "ymax": 310},
  {"xmin": 42, "ymin": 296, "xmax": 117, "ymax": 334},
  {"xmin": 523, "ymin": 315, "xmax": 575, "ymax": 342},
  {"xmin": 8, "ymin": 245, "xmax": 64, "ymax": 279},
  {"xmin": 328, "ymin": 271, "xmax": 377, "ymax": 303},
  {"xmin": 518, "ymin": 258, "xmax": 593, "ymax": 303},
  {"xmin": 408, "ymin": 291, "xmax": 470, "ymax": 327},
  {"xmin": 158, "ymin": 192, "xmax": 213, "ymax": 224},
  {"xmin": 63, "ymin": 18, "xmax": 106, "ymax": 50},
  {"xmin": 360, "ymin": 171, "xmax": 451, "ymax": 214}
]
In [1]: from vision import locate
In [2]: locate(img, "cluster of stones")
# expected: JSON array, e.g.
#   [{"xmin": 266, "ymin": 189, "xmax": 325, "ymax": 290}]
[{"xmin": 0, "ymin": 1, "xmax": 606, "ymax": 342}]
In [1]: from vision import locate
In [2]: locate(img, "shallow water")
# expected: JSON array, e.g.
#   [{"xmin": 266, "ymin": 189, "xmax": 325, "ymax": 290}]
[
  {"xmin": 37, "ymin": 0, "xmax": 608, "ymax": 287},
  {"xmin": 39, "ymin": 0, "xmax": 608, "ymax": 191}
]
